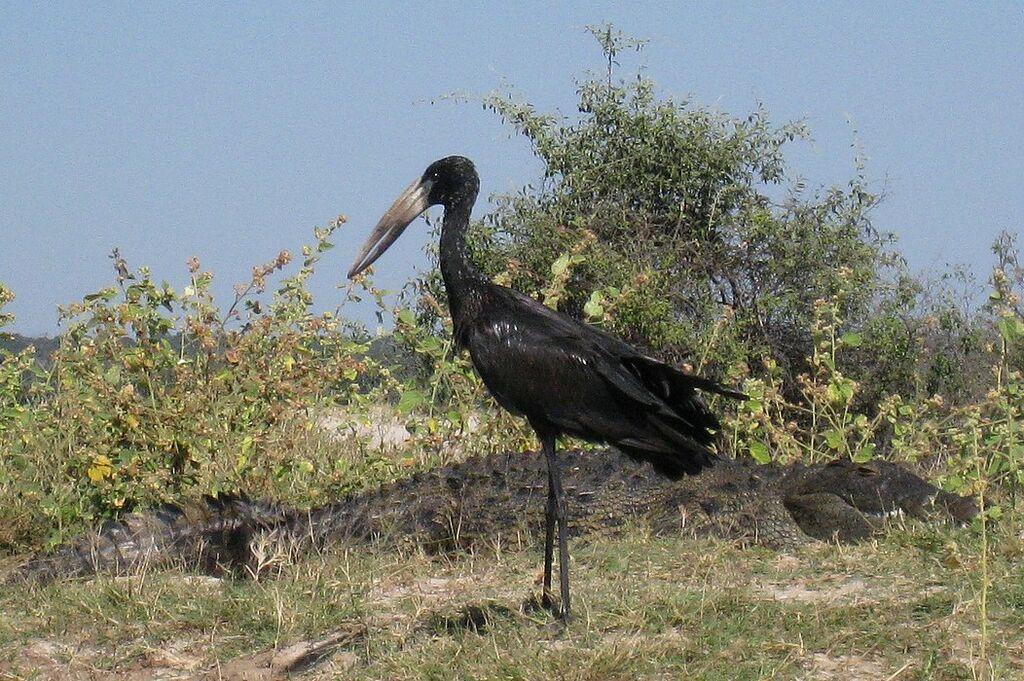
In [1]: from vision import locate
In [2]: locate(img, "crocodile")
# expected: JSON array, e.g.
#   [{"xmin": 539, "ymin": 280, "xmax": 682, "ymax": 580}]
[{"xmin": 11, "ymin": 449, "xmax": 977, "ymax": 584}]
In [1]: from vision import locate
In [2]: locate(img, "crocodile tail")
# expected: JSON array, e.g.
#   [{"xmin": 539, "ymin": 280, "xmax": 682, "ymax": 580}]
[{"xmin": 11, "ymin": 494, "xmax": 294, "ymax": 584}]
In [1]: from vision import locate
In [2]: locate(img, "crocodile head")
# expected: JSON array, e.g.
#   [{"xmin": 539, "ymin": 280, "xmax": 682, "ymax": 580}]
[{"xmin": 783, "ymin": 459, "xmax": 979, "ymax": 542}]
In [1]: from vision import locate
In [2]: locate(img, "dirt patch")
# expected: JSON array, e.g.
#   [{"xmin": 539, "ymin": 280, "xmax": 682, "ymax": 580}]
[
  {"xmin": 191, "ymin": 624, "xmax": 363, "ymax": 681},
  {"xmin": 755, "ymin": 574, "xmax": 945, "ymax": 607},
  {"xmin": 802, "ymin": 653, "xmax": 911, "ymax": 680},
  {"xmin": 757, "ymin": 576, "xmax": 873, "ymax": 605},
  {"xmin": 7, "ymin": 639, "xmax": 73, "ymax": 680},
  {"xmin": 142, "ymin": 638, "xmax": 205, "ymax": 676},
  {"xmin": 315, "ymin": 405, "xmax": 483, "ymax": 452},
  {"xmin": 368, "ymin": 573, "xmax": 482, "ymax": 634},
  {"xmin": 317, "ymin": 405, "xmax": 413, "ymax": 450},
  {"xmin": 4, "ymin": 637, "xmax": 202, "ymax": 680},
  {"xmin": 3, "ymin": 626, "xmax": 364, "ymax": 681},
  {"xmin": 371, "ymin": 575, "xmax": 472, "ymax": 608}
]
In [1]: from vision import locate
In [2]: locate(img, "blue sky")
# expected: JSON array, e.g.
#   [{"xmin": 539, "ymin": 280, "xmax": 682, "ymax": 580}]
[{"xmin": 2, "ymin": 2, "xmax": 1022, "ymax": 334}]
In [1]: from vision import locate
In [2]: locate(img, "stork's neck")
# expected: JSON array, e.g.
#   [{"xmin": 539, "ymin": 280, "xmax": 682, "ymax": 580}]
[{"xmin": 439, "ymin": 195, "xmax": 487, "ymax": 317}]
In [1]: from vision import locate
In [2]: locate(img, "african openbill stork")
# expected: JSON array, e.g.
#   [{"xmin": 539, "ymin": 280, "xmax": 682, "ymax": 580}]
[{"xmin": 348, "ymin": 156, "xmax": 743, "ymax": 622}]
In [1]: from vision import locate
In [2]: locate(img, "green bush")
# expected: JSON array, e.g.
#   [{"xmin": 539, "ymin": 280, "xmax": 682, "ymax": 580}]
[
  {"xmin": 0, "ymin": 222, "xmax": 379, "ymax": 547},
  {"xmin": 419, "ymin": 26, "xmax": 894, "ymax": 396}
]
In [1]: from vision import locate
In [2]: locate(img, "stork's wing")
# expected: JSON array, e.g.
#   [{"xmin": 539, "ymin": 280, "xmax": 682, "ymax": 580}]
[{"xmin": 463, "ymin": 286, "xmax": 743, "ymax": 476}]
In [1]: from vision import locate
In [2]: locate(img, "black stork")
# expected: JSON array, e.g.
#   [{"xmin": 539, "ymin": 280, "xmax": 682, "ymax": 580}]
[{"xmin": 348, "ymin": 156, "xmax": 743, "ymax": 622}]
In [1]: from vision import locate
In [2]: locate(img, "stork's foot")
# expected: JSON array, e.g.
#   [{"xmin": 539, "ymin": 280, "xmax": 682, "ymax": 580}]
[
  {"xmin": 523, "ymin": 593, "xmax": 569, "ymax": 623},
  {"xmin": 540, "ymin": 617, "xmax": 568, "ymax": 637},
  {"xmin": 523, "ymin": 591, "xmax": 557, "ymax": 613},
  {"xmin": 522, "ymin": 597, "xmax": 570, "ymax": 636},
  {"xmin": 541, "ymin": 595, "xmax": 571, "ymax": 624}
]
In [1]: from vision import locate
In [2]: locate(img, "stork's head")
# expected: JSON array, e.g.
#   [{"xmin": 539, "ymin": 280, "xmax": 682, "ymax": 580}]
[{"xmin": 347, "ymin": 156, "xmax": 478, "ymax": 279}]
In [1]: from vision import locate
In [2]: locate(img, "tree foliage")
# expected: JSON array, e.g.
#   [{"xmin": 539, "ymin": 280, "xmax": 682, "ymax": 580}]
[{"xmin": 424, "ymin": 26, "xmax": 896, "ymax": 393}]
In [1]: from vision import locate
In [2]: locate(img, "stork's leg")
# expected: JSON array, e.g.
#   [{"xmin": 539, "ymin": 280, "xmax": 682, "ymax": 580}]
[
  {"xmin": 541, "ymin": 453, "xmax": 556, "ymax": 609},
  {"xmin": 542, "ymin": 433, "xmax": 571, "ymax": 622}
]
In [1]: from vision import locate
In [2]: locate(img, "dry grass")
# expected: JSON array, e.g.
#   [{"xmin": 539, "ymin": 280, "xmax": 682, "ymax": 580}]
[{"xmin": 1, "ymin": 514, "xmax": 1022, "ymax": 680}]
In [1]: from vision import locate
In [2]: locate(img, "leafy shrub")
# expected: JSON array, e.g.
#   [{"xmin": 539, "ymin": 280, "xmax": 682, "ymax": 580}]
[{"xmin": 0, "ymin": 221, "xmax": 380, "ymax": 547}]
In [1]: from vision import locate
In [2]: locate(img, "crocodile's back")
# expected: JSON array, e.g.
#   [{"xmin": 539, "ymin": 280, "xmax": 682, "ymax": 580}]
[
  {"xmin": 304, "ymin": 449, "xmax": 668, "ymax": 552},
  {"xmin": 10, "ymin": 448, "xmax": 977, "ymax": 584}
]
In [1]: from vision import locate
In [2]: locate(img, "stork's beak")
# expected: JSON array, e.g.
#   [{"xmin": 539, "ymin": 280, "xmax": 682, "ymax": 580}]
[{"xmin": 347, "ymin": 178, "xmax": 434, "ymax": 279}]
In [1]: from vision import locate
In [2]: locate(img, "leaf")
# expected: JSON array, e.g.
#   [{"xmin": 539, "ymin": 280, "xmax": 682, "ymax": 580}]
[
  {"xmin": 396, "ymin": 308, "xmax": 416, "ymax": 327},
  {"xmin": 87, "ymin": 455, "xmax": 114, "ymax": 482},
  {"xmin": 942, "ymin": 551, "xmax": 962, "ymax": 569},
  {"xmin": 742, "ymin": 399, "xmax": 764, "ymax": 414},
  {"xmin": 840, "ymin": 331, "xmax": 863, "ymax": 348},
  {"xmin": 997, "ymin": 315, "xmax": 1024, "ymax": 341},
  {"xmin": 748, "ymin": 440, "xmax": 771, "ymax": 464},
  {"xmin": 853, "ymin": 443, "xmax": 875, "ymax": 463},
  {"xmin": 84, "ymin": 288, "xmax": 117, "ymax": 302},
  {"xmin": 824, "ymin": 429, "xmax": 845, "ymax": 450},
  {"xmin": 583, "ymin": 294, "xmax": 604, "ymax": 320},
  {"xmin": 416, "ymin": 336, "xmax": 443, "ymax": 355},
  {"xmin": 984, "ymin": 505, "xmax": 1004, "ymax": 521},
  {"xmin": 397, "ymin": 389, "xmax": 425, "ymax": 414},
  {"xmin": 827, "ymin": 378, "xmax": 855, "ymax": 405},
  {"xmin": 550, "ymin": 254, "xmax": 570, "ymax": 277}
]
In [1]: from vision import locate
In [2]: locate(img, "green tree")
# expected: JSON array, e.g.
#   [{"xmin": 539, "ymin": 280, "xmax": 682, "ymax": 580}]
[{"xmin": 423, "ymin": 25, "xmax": 897, "ymax": 391}]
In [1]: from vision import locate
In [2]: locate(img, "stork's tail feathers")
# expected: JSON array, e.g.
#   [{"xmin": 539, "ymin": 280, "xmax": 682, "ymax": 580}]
[
  {"xmin": 616, "ymin": 441, "xmax": 718, "ymax": 478},
  {"xmin": 623, "ymin": 355, "xmax": 747, "ymax": 404},
  {"xmin": 618, "ymin": 355, "xmax": 746, "ymax": 478}
]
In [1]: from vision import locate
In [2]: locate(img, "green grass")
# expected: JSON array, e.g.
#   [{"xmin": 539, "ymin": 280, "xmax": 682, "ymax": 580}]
[{"xmin": 2, "ymin": 518, "xmax": 1020, "ymax": 679}]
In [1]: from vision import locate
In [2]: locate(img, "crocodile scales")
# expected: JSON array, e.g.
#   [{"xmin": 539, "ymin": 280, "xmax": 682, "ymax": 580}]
[{"xmin": 12, "ymin": 449, "xmax": 977, "ymax": 584}]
